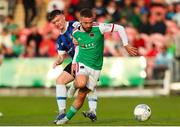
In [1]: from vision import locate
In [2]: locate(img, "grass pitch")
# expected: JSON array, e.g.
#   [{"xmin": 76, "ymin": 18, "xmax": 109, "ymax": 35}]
[{"xmin": 0, "ymin": 96, "xmax": 180, "ymax": 126}]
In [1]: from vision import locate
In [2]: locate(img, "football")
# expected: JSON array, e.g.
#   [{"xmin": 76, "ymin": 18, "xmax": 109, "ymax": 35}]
[{"xmin": 134, "ymin": 104, "xmax": 151, "ymax": 121}]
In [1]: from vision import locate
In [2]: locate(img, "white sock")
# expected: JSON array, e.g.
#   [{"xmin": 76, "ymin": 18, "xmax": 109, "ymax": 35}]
[
  {"xmin": 56, "ymin": 84, "xmax": 67, "ymax": 113},
  {"xmin": 88, "ymin": 90, "xmax": 97, "ymax": 115}
]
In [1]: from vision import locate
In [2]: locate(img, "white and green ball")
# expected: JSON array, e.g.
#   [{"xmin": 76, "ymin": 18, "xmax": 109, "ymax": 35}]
[{"xmin": 134, "ymin": 104, "xmax": 151, "ymax": 121}]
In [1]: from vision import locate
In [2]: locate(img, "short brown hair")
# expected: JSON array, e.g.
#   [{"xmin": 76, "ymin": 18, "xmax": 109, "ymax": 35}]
[{"xmin": 80, "ymin": 8, "xmax": 93, "ymax": 18}]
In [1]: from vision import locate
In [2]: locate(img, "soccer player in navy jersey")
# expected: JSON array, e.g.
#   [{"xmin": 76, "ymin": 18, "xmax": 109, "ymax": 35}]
[{"xmin": 48, "ymin": 10, "xmax": 97, "ymax": 124}]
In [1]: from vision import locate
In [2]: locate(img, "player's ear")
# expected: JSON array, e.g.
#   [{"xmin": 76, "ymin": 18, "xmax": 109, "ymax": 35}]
[
  {"xmin": 79, "ymin": 20, "xmax": 82, "ymax": 25},
  {"xmin": 79, "ymin": 17, "xmax": 83, "ymax": 23}
]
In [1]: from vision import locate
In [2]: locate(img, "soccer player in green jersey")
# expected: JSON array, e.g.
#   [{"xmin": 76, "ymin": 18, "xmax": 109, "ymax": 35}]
[{"xmin": 56, "ymin": 8, "xmax": 137, "ymax": 125}]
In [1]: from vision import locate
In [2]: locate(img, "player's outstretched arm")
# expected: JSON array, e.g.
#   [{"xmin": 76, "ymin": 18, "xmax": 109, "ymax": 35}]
[{"xmin": 99, "ymin": 23, "xmax": 137, "ymax": 56}]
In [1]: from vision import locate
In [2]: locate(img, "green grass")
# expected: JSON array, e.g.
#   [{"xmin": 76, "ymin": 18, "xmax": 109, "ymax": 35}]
[{"xmin": 0, "ymin": 96, "xmax": 180, "ymax": 126}]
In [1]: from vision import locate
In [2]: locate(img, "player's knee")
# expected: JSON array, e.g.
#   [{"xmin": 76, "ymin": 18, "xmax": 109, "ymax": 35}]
[
  {"xmin": 75, "ymin": 79, "xmax": 86, "ymax": 88},
  {"xmin": 75, "ymin": 75, "xmax": 88, "ymax": 88}
]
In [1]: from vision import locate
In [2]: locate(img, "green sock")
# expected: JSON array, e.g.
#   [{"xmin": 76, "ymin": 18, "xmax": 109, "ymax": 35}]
[{"xmin": 66, "ymin": 106, "xmax": 78, "ymax": 120}]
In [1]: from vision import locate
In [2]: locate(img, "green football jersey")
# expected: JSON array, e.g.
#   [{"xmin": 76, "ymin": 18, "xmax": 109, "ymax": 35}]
[{"xmin": 73, "ymin": 26, "xmax": 104, "ymax": 70}]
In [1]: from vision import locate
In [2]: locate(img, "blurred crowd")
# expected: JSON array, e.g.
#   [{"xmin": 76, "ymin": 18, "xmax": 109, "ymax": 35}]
[{"xmin": 0, "ymin": 0, "xmax": 180, "ymax": 80}]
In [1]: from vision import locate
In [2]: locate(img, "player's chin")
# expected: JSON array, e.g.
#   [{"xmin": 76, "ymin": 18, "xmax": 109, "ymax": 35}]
[
  {"xmin": 85, "ymin": 28, "xmax": 92, "ymax": 32},
  {"xmin": 57, "ymin": 25, "xmax": 63, "ymax": 30}
]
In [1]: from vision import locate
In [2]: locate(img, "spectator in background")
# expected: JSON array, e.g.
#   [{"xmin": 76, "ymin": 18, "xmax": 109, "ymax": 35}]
[
  {"xmin": 119, "ymin": 16, "xmax": 129, "ymax": 27},
  {"xmin": 150, "ymin": 12, "xmax": 167, "ymax": 34},
  {"xmin": 131, "ymin": 6, "xmax": 142, "ymax": 28},
  {"xmin": 0, "ymin": 28, "xmax": 14, "ymax": 57},
  {"xmin": 106, "ymin": 0, "xmax": 120, "ymax": 22},
  {"xmin": 63, "ymin": 0, "xmax": 76, "ymax": 21},
  {"xmin": 13, "ymin": 35, "xmax": 24, "ymax": 57},
  {"xmin": 47, "ymin": 0, "xmax": 65, "ymax": 13},
  {"xmin": 26, "ymin": 24, "xmax": 42, "ymax": 56},
  {"xmin": 146, "ymin": 43, "xmax": 158, "ymax": 57},
  {"xmin": 136, "ymin": 0, "xmax": 149, "ymax": 15},
  {"xmin": 47, "ymin": 0, "xmax": 76, "ymax": 21},
  {"xmin": 146, "ymin": 43, "xmax": 159, "ymax": 79},
  {"xmin": 104, "ymin": 33, "xmax": 123, "ymax": 56},
  {"xmin": 166, "ymin": 3, "xmax": 175, "ymax": 20},
  {"xmin": 165, "ymin": 21, "xmax": 178, "ymax": 56},
  {"xmin": 23, "ymin": 43, "xmax": 36, "ymax": 58},
  {"xmin": 172, "ymin": 2, "xmax": 180, "ymax": 27},
  {"xmin": 4, "ymin": 15, "xmax": 19, "ymax": 35},
  {"xmin": 23, "ymin": 0, "xmax": 37, "ymax": 27},
  {"xmin": 138, "ymin": 13, "xmax": 151, "ymax": 34},
  {"xmin": 120, "ymin": 0, "xmax": 134, "ymax": 25},
  {"xmin": 93, "ymin": 0, "xmax": 106, "ymax": 18},
  {"xmin": 39, "ymin": 32, "xmax": 56, "ymax": 57},
  {"xmin": 133, "ymin": 33, "xmax": 146, "ymax": 53},
  {"xmin": 153, "ymin": 45, "xmax": 173, "ymax": 79},
  {"xmin": 149, "ymin": 3, "xmax": 167, "ymax": 34}
]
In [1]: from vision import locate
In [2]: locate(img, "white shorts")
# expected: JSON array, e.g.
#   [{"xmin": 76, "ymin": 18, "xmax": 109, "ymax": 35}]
[{"xmin": 76, "ymin": 62, "xmax": 101, "ymax": 91}]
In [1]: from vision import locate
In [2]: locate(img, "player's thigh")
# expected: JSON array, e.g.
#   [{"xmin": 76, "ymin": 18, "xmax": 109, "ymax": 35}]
[
  {"xmin": 56, "ymin": 62, "xmax": 74, "ymax": 84},
  {"xmin": 75, "ymin": 63, "xmax": 89, "ymax": 88},
  {"xmin": 86, "ymin": 70, "xmax": 100, "ymax": 91},
  {"xmin": 75, "ymin": 74, "xmax": 89, "ymax": 88},
  {"xmin": 56, "ymin": 71, "xmax": 74, "ymax": 84}
]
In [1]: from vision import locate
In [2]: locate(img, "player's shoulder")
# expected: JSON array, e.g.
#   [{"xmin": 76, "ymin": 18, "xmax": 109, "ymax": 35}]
[
  {"xmin": 72, "ymin": 27, "xmax": 79, "ymax": 34},
  {"xmin": 69, "ymin": 21, "xmax": 80, "ymax": 28},
  {"xmin": 72, "ymin": 23, "xmax": 81, "ymax": 34},
  {"xmin": 92, "ymin": 22, "xmax": 100, "ymax": 27},
  {"xmin": 99, "ymin": 22, "xmax": 113, "ymax": 27},
  {"xmin": 92, "ymin": 22, "xmax": 112, "ymax": 29}
]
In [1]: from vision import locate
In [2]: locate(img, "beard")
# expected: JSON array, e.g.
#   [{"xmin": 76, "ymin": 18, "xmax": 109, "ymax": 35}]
[{"xmin": 82, "ymin": 26, "xmax": 92, "ymax": 32}]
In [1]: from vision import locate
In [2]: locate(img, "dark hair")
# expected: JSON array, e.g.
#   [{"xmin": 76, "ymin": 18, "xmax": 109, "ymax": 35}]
[
  {"xmin": 47, "ymin": 10, "xmax": 63, "ymax": 21},
  {"xmin": 80, "ymin": 8, "xmax": 93, "ymax": 18}
]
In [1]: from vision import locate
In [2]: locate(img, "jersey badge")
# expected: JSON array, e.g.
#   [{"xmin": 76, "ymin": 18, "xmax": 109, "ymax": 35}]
[{"xmin": 89, "ymin": 33, "xmax": 94, "ymax": 37}]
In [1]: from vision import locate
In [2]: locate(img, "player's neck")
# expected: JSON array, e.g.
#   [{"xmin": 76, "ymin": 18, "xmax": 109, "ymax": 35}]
[{"xmin": 61, "ymin": 22, "xmax": 68, "ymax": 34}]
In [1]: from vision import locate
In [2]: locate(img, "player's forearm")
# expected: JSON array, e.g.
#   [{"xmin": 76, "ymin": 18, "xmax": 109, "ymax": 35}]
[
  {"xmin": 113, "ymin": 24, "xmax": 128, "ymax": 46},
  {"xmin": 72, "ymin": 46, "xmax": 79, "ymax": 64},
  {"xmin": 56, "ymin": 54, "xmax": 65, "ymax": 65}
]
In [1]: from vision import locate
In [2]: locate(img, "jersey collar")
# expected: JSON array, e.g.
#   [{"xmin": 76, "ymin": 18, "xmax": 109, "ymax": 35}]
[{"xmin": 60, "ymin": 22, "xmax": 69, "ymax": 34}]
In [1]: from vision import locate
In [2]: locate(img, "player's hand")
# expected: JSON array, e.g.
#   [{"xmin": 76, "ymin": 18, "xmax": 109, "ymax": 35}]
[
  {"xmin": 124, "ymin": 44, "xmax": 138, "ymax": 56},
  {"xmin": 53, "ymin": 61, "xmax": 61, "ymax": 69}
]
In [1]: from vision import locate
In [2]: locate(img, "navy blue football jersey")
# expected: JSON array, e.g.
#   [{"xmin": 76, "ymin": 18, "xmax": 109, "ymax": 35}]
[{"xmin": 56, "ymin": 21, "xmax": 79, "ymax": 58}]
